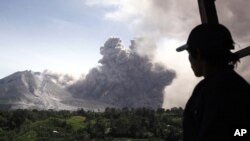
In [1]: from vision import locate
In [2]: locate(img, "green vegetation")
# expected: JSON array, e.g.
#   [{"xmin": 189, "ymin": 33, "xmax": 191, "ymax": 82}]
[
  {"xmin": 0, "ymin": 107, "xmax": 183, "ymax": 141},
  {"xmin": 112, "ymin": 138, "xmax": 160, "ymax": 141},
  {"xmin": 66, "ymin": 116, "xmax": 86, "ymax": 130}
]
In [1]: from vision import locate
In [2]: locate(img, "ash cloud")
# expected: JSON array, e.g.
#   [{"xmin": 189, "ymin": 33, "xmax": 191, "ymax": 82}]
[
  {"xmin": 131, "ymin": 0, "xmax": 250, "ymax": 107},
  {"xmin": 69, "ymin": 38, "xmax": 176, "ymax": 109},
  {"xmin": 42, "ymin": 70, "xmax": 76, "ymax": 88},
  {"xmin": 136, "ymin": 0, "xmax": 200, "ymax": 39},
  {"xmin": 129, "ymin": 0, "xmax": 250, "ymax": 42},
  {"xmin": 85, "ymin": 0, "xmax": 250, "ymax": 108},
  {"xmin": 216, "ymin": 0, "xmax": 250, "ymax": 83},
  {"xmin": 217, "ymin": 0, "xmax": 250, "ymax": 44}
]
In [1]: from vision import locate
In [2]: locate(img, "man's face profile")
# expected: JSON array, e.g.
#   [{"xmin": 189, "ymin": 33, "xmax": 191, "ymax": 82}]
[{"xmin": 188, "ymin": 49, "xmax": 203, "ymax": 77}]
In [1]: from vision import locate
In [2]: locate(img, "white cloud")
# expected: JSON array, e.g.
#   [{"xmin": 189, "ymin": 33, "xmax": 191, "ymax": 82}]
[
  {"xmin": 104, "ymin": 0, "xmax": 150, "ymax": 22},
  {"xmin": 85, "ymin": 0, "xmax": 150, "ymax": 22},
  {"xmin": 153, "ymin": 39, "xmax": 201, "ymax": 108},
  {"xmin": 85, "ymin": 0, "xmax": 122, "ymax": 6}
]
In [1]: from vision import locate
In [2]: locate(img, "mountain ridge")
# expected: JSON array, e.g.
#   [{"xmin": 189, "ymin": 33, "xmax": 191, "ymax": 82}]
[{"xmin": 0, "ymin": 70, "xmax": 114, "ymax": 111}]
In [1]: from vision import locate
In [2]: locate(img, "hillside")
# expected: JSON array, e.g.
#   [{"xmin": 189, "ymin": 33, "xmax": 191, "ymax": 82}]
[{"xmin": 0, "ymin": 70, "xmax": 114, "ymax": 111}]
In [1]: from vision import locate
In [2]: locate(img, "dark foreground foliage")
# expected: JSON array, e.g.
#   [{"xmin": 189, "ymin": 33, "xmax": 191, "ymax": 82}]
[{"xmin": 0, "ymin": 107, "xmax": 183, "ymax": 141}]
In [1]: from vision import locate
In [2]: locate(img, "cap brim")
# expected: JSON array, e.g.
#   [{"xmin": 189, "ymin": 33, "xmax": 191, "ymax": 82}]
[{"xmin": 176, "ymin": 44, "xmax": 188, "ymax": 52}]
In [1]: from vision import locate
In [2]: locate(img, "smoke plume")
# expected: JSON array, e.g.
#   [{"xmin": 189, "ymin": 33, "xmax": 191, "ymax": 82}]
[
  {"xmin": 42, "ymin": 70, "xmax": 76, "ymax": 88},
  {"xmin": 69, "ymin": 38, "xmax": 176, "ymax": 109},
  {"xmin": 85, "ymin": 0, "xmax": 250, "ymax": 108}
]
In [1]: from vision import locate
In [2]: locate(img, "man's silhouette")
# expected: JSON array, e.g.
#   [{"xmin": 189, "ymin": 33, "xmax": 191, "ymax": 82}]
[{"xmin": 177, "ymin": 24, "xmax": 250, "ymax": 141}]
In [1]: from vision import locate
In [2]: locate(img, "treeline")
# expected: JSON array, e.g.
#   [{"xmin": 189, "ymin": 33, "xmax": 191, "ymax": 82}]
[{"xmin": 0, "ymin": 107, "xmax": 183, "ymax": 141}]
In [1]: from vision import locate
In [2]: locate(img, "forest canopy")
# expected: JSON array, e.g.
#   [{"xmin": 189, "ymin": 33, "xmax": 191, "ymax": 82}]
[{"xmin": 0, "ymin": 107, "xmax": 183, "ymax": 141}]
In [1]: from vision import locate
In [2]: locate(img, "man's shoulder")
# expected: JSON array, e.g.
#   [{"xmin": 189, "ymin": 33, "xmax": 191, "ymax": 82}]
[
  {"xmin": 192, "ymin": 69, "xmax": 250, "ymax": 100},
  {"xmin": 198, "ymin": 69, "xmax": 250, "ymax": 102},
  {"xmin": 209, "ymin": 69, "xmax": 249, "ymax": 89}
]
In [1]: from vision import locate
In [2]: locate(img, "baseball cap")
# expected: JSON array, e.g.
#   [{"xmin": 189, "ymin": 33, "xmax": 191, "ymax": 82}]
[{"xmin": 176, "ymin": 24, "xmax": 234, "ymax": 52}]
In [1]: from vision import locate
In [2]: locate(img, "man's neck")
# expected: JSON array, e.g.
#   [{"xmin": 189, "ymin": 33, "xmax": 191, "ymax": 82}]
[{"xmin": 203, "ymin": 63, "xmax": 229, "ymax": 78}]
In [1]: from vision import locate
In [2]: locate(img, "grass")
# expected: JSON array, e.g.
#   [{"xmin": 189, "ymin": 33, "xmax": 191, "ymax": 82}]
[
  {"xmin": 16, "ymin": 118, "xmax": 73, "ymax": 140},
  {"xmin": 66, "ymin": 116, "xmax": 86, "ymax": 130},
  {"xmin": 113, "ymin": 138, "xmax": 157, "ymax": 141}
]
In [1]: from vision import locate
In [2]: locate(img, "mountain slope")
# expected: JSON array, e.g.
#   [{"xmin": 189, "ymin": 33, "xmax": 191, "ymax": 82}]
[{"xmin": 0, "ymin": 70, "xmax": 113, "ymax": 111}]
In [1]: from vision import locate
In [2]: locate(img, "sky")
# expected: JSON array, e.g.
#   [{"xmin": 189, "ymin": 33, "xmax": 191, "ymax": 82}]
[
  {"xmin": 0, "ymin": 0, "xmax": 133, "ymax": 78},
  {"xmin": 0, "ymin": 0, "xmax": 250, "ymax": 109}
]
